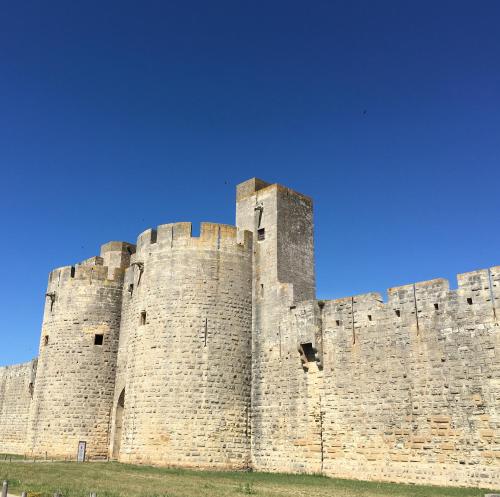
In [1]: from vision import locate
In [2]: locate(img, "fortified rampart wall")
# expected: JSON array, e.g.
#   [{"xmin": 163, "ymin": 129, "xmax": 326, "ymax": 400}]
[
  {"xmin": 112, "ymin": 222, "xmax": 253, "ymax": 469},
  {"xmin": 0, "ymin": 360, "xmax": 36, "ymax": 455},
  {"xmin": 273, "ymin": 267, "xmax": 500, "ymax": 488},
  {"xmin": 0, "ymin": 178, "xmax": 498, "ymax": 489},
  {"xmin": 26, "ymin": 242, "xmax": 134, "ymax": 460}
]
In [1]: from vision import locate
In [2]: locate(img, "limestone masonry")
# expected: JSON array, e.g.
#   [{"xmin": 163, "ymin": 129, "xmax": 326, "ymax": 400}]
[{"xmin": 0, "ymin": 178, "xmax": 498, "ymax": 488}]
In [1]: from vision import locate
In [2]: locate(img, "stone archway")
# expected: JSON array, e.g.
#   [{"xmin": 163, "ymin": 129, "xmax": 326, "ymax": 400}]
[{"xmin": 112, "ymin": 389, "xmax": 125, "ymax": 460}]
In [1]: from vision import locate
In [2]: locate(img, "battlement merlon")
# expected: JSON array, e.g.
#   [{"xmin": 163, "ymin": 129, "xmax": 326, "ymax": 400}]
[
  {"xmin": 236, "ymin": 178, "xmax": 313, "ymax": 205},
  {"xmin": 100, "ymin": 241, "xmax": 136, "ymax": 272}
]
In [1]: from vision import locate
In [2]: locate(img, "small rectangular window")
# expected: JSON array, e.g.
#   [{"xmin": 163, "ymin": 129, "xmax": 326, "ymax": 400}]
[
  {"xmin": 140, "ymin": 311, "xmax": 147, "ymax": 325},
  {"xmin": 43, "ymin": 335, "xmax": 49, "ymax": 346},
  {"xmin": 395, "ymin": 310, "xmax": 401, "ymax": 317},
  {"xmin": 70, "ymin": 266, "xmax": 75, "ymax": 278},
  {"xmin": 434, "ymin": 303, "xmax": 439, "ymax": 310},
  {"xmin": 257, "ymin": 228, "xmax": 265, "ymax": 241},
  {"xmin": 368, "ymin": 315, "xmax": 372, "ymax": 321},
  {"xmin": 300, "ymin": 342, "xmax": 316, "ymax": 363},
  {"xmin": 336, "ymin": 320, "xmax": 340, "ymax": 326},
  {"xmin": 467, "ymin": 297, "xmax": 473, "ymax": 305},
  {"xmin": 128, "ymin": 283, "xmax": 134, "ymax": 295},
  {"xmin": 94, "ymin": 334, "xmax": 104, "ymax": 346}
]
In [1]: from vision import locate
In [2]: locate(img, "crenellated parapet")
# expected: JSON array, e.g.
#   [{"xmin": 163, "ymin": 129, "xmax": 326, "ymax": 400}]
[
  {"xmin": 134, "ymin": 221, "xmax": 252, "ymax": 256},
  {"xmin": 321, "ymin": 266, "xmax": 500, "ymax": 332},
  {"xmin": 46, "ymin": 241, "xmax": 136, "ymax": 292}
]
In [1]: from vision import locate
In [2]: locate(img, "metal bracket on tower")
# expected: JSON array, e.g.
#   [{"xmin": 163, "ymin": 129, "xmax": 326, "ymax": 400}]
[
  {"xmin": 254, "ymin": 203, "xmax": 264, "ymax": 228},
  {"xmin": 131, "ymin": 261, "xmax": 145, "ymax": 286}
]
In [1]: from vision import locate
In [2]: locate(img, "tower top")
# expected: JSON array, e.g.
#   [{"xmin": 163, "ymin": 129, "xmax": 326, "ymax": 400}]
[{"xmin": 236, "ymin": 178, "xmax": 312, "ymax": 204}]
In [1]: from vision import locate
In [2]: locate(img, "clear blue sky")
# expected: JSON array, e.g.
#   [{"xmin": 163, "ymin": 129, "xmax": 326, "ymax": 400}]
[{"xmin": 1, "ymin": 1, "xmax": 499, "ymax": 366}]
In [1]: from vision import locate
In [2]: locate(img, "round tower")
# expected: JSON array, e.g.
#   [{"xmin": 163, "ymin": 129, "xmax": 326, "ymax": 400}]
[
  {"xmin": 111, "ymin": 222, "xmax": 252, "ymax": 469},
  {"xmin": 28, "ymin": 241, "xmax": 135, "ymax": 460}
]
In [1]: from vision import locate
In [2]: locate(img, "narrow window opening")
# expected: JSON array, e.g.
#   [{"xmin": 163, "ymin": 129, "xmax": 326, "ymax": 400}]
[
  {"xmin": 70, "ymin": 266, "xmax": 75, "ymax": 278},
  {"xmin": 140, "ymin": 311, "xmax": 147, "ymax": 325},
  {"xmin": 150, "ymin": 229, "xmax": 158, "ymax": 244},
  {"xmin": 336, "ymin": 320, "xmax": 340, "ymax": 326},
  {"xmin": 257, "ymin": 228, "xmax": 265, "ymax": 241},
  {"xmin": 467, "ymin": 297, "xmax": 473, "ymax": 305},
  {"xmin": 94, "ymin": 334, "xmax": 104, "ymax": 346},
  {"xmin": 395, "ymin": 310, "xmax": 401, "ymax": 317},
  {"xmin": 368, "ymin": 315, "xmax": 372, "ymax": 321},
  {"xmin": 43, "ymin": 335, "xmax": 49, "ymax": 346},
  {"xmin": 300, "ymin": 342, "xmax": 316, "ymax": 363},
  {"xmin": 434, "ymin": 303, "xmax": 439, "ymax": 310},
  {"xmin": 260, "ymin": 283, "xmax": 264, "ymax": 297},
  {"xmin": 128, "ymin": 283, "xmax": 134, "ymax": 296}
]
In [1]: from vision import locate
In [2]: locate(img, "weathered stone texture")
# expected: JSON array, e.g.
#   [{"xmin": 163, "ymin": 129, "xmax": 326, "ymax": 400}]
[
  {"xmin": 0, "ymin": 178, "xmax": 498, "ymax": 489},
  {"xmin": 111, "ymin": 223, "xmax": 252, "ymax": 469},
  {"xmin": 236, "ymin": 182, "xmax": 318, "ymax": 473},
  {"xmin": 26, "ymin": 242, "xmax": 134, "ymax": 459},
  {"xmin": 318, "ymin": 272, "xmax": 500, "ymax": 487},
  {"xmin": 0, "ymin": 360, "xmax": 35, "ymax": 454}
]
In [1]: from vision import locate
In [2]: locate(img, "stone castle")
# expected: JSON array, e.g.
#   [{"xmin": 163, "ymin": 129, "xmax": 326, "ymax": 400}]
[{"xmin": 0, "ymin": 178, "xmax": 498, "ymax": 488}]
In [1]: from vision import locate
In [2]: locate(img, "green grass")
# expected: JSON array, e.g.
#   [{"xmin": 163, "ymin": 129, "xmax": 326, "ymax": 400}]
[
  {"xmin": 0, "ymin": 453, "xmax": 25, "ymax": 461},
  {"xmin": 0, "ymin": 461, "xmax": 496, "ymax": 497}
]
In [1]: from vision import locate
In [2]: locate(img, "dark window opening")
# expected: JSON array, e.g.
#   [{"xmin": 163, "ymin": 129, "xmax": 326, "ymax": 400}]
[
  {"xmin": 336, "ymin": 320, "xmax": 340, "ymax": 326},
  {"xmin": 467, "ymin": 297, "xmax": 473, "ymax": 305},
  {"xmin": 260, "ymin": 283, "xmax": 264, "ymax": 296},
  {"xmin": 43, "ymin": 335, "xmax": 49, "ymax": 346},
  {"xmin": 368, "ymin": 315, "xmax": 372, "ymax": 321},
  {"xmin": 300, "ymin": 342, "xmax": 316, "ymax": 363},
  {"xmin": 395, "ymin": 310, "xmax": 401, "ymax": 317},
  {"xmin": 257, "ymin": 228, "xmax": 265, "ymax": 241},
  {"xmin": 150, "ymin": 229, "xmax": 158, "ymax": 244},
  {"xmin": 94, "ymin": 334, "xmax": 104, "ymax": 345},
  {"xmin": 128, "ymin": 283, "xmax": 134, "ymax": 295},
  {"xmin": 140, "ymin": 311, "xmax": 147, "ymax": 325},
  {"xmin": 70, "ymin": 266, "xmax": 75, "ymax": 278},
  {"xmin": 434, "ymin": 303, "xmax": 439, "ymax": 310}
]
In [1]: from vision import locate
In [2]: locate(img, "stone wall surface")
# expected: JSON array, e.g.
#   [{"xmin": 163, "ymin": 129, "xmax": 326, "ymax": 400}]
[
  {"xmin": 319, "ymin": 269, "xmax": 500, "ymax": 487},
  {"xmin": 0, "ymin": 178, "xmax": 498, "ymax": 489},
  {"xmin": 273, "ymin": 270, "xmax": 500, "ymax": 488},
  {"xmin": 236, "ymin": 181, "xmax": 319, "ymax": 473},
  {"xmin": 112, "ymin": 222, "xmax": 253, "ymax": 469},
  {"xmin": 26, "ymin": 242, "xmax": 133, "ymax": 459},
  {"xmin": 0, "ymin": 360, "xmax": 36, "ymax": 455}
]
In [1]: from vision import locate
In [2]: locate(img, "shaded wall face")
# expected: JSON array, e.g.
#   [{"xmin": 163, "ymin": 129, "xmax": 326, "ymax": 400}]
[
  {"xmin": 27, "ymin": 262, "xmax": 124, "ymax": 460},
  {"xmin": 0, "ymin": 361, "xmax": 35, "ymax": 455},
  {"xmin": 115, "ymin": 223, "xmax": 252, "ymax": 469}
]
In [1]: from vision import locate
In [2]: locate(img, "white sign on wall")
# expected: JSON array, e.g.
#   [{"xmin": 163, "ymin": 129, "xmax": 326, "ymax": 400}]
[{"xmin": 77, "ymin": 441, "xmax": 86, "ymax": 462}]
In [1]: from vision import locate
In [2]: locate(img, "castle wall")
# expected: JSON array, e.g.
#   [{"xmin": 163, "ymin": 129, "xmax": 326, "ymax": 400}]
[
  {"xmin": 236, "ymin": 181, "xmax": 319, "ymax": 473},
  {"xmin": 113, "ymin": 222, "xmax": 253, "ymax": 469},
  {"xmin": 27, "ymin": 242, "xmax": 133, "ymax": 460},
  {"xmin": 0, "ymin": 360, "xmax": 36, "ymax": 455},
  {"xmin": 274, "ymin": 268, "xmax": 500, "ymax": 488},
  {"xmin": 1, "ymin": 177, "xmax": 498, "ymax": 488}
]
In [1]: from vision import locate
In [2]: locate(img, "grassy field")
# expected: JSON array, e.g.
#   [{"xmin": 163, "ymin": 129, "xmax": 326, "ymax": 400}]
[{"xmin": 0, "ymin": 461, "xmax": 497, "ymax": 497}]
